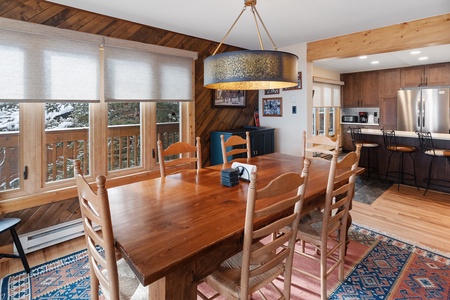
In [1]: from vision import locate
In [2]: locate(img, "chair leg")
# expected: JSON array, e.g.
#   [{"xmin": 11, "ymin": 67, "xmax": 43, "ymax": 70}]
[
  {"xmin": 409, "ymin": 152, "xmax": 419, "ymax": 190},
  {"xmin": 398, "ymin": 152, "xmax": 403, "ymax": 190},
  {"xmin": 385, "ymin": 151, "xmax": 394, "ymax": 184},
  {"xmin": 424, "ymin": 156, "xmax": 435, "ymax": 196},
  {"xmin": 10, "ymin": 227, "xmax": 30, "ymax": 273}
]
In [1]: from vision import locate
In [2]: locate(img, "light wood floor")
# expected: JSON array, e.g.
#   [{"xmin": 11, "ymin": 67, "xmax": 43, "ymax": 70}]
[{"xmin": 1, "ymin": 184, "xmax": 449, "ymax": 278}]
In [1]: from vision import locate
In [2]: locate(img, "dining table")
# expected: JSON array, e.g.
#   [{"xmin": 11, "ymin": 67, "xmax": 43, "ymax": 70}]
[{"xmin": 107, "ymin": 152, "xmax": 361, "ymax": 299}]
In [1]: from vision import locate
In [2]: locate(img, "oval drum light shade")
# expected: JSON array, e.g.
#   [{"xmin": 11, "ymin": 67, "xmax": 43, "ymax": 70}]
[
  {"xmin": 204, "ymin": 50, "xmax": 298, "ymax": 90},
  {"xmin": 203, "ymin": 0, "xmax": 299, "ymax": 90}
]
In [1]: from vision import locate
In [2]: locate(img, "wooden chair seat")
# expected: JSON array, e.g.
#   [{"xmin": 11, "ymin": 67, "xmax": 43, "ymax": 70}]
[
  {"xmin": 386, "ymin": 145, "xmax": 416, "ymax": 152},
  {"xmin": 202, "ymin": 160, "xmax": 311, "ymax": 299}
]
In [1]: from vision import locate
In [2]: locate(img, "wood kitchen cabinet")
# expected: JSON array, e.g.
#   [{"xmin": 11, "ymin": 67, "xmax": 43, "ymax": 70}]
[
  {"xmin": 341, "ymin": 71, "xmax": 379, "ymax": 107},
  {"xmin": 400, "ymin": 63, "xmax": 450, "ymax": 87},
  {"xmin": 380, "ymin": 68, "xmax": 401, "ymax": 98}
]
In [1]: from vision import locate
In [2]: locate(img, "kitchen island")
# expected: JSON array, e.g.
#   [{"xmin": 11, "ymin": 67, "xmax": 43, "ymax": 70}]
[{"xmin": 352, "ymin": 129, "xmax": 450, "ymax": 193}]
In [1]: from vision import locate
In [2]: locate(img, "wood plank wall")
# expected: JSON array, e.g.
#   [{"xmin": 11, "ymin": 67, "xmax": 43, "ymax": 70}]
[{"xmin": 0, "ymin": 0, "xmax": 257, "ymax": 245}]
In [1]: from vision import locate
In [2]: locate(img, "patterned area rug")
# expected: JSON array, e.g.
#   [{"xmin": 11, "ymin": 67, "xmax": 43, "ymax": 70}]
[
  {"xmin": 330, "ymin": 224, "xmax": 450, "ymax": 299},
  {"xmin": 2, "ymin": 224, "xmax": 450, "ymax": 299}
]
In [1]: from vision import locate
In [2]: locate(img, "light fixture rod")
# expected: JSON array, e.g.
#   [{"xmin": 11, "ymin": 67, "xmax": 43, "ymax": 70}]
[
  {"xmin": 252, "ymin": 5, "xmax": 278, "ymax": 50},
  {"xmin": 250, "ymin": 5, "xmax": 264, "ymax": 50},
  {"xmin": 212, "ymin": 6, "xmax": 248, "ymax": 56}
]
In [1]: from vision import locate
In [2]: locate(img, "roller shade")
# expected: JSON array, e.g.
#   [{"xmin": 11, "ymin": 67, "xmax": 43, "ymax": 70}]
[
  {"xmin": 313, "ymin": 81, "xmax": 342, "ymax": 107},
  {"xmin": 0, "ymin": 19, "xmax": 101, "ymax": 103},
  {"xmin": 103, "ymin": 43, "xmax": 195, "ymax": 102}
]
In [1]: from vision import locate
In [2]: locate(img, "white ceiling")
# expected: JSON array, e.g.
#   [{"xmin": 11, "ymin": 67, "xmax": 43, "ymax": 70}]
[{"xmin": 48, "ymin": 0, "xmax": 450, "ymax": 73}]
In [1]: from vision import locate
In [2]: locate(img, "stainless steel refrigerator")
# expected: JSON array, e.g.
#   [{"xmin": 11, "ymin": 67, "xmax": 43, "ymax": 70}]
[{"xmin": 397, "ymin": 87, "xmax": 450, "ymax": 133}]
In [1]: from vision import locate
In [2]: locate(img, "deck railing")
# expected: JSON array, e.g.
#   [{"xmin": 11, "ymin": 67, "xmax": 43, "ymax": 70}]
[{"xmin": 0, "ymin": 122, "xmax": 179, "ymax": 190}]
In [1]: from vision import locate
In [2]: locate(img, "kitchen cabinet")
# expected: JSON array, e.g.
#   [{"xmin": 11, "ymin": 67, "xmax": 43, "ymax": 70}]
[
  {"xmin": 210, "ymin": 127, "xmax": 275, "ymax": 165},
  {"xmin": 379, "ymin": 97, "xmax": 397, "ymax": 130},
  {"xmin": 380, "ymin": 68, "xmax": 401, "ymax": 98},
  {"xmin": 341, "ymin": 71, "xmax": 379, "ymax": 107},
  {"xmin": 400, "ymin": 63, "xmax": 450, "ymax": 87}
]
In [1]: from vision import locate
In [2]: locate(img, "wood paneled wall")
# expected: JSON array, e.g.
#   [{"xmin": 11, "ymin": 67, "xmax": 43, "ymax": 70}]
[{"xmin": 0, "ymin": 0, "xmax": 257, "ymax": 244}]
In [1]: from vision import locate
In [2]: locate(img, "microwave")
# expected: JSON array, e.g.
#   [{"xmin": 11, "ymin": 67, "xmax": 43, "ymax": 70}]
[{"xmin": 342, "ymin": 115, "xmax": 359, "ymax": 123}]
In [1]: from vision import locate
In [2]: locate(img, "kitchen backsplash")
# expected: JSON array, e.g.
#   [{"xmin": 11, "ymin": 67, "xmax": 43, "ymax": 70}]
[{"xmin": 341, "ymin": 107, "xmax": 380, "ymax": 116}]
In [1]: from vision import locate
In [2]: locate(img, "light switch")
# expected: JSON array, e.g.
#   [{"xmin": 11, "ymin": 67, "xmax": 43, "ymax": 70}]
[{"xmin": 292, "ymin": 106, "xmax": 297, "ymax": 114}]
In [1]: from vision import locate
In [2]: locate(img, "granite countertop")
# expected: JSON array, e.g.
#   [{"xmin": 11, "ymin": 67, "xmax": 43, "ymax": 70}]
[{"xmin": 361, "ymin": 129, "xmax": 450, "ymax": 141}]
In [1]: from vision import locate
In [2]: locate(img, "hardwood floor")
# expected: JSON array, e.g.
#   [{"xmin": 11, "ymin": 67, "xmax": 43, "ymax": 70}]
[
  {"xmin": 1, "ymin": 184, "xmax": 449, "ymax": 279},
  {"xmin": 352, "ymin": 184, "xmax": 450, "ymax": 252}
]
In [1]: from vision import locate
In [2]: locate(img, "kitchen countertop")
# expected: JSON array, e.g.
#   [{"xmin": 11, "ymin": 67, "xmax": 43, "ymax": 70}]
[
  {"xmin": 341, "ymin": 122, "xmax": 380, "ymax": 126},
  {"xmin": 361, "ymin": 129, "xmax": 450, "ymax": 141}
]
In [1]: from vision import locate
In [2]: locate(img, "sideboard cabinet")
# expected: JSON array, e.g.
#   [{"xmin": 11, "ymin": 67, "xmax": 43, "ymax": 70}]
[{"xmin": 210, "ymin": 127, "xmax": 275, "ymax": 165}]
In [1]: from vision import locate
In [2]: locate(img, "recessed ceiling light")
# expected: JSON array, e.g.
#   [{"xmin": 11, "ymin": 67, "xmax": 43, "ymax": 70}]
[
  {"xmin": 418, "ymin": 56, "xmax": 428, "ymax": 60},
  {"xmin": 410, "ymin": 50, "xmax": 421, "ymax": 55},
  {"xmin": 359, "ymin": 56, "xmax": 367, "ymax": 59},
  {"xmin": 371, "ymin": 61, "xmax": 379, "ymax": 64}
]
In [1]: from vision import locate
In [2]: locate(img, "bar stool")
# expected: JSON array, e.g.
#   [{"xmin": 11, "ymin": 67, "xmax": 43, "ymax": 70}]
[
  {"xmin": 0, "ymin": 218, "xmax": 31, "ymax": 273},
  {"xmin": 350, "ymin": 127, "xmax": 379, "ymax": 179},
  {"xmin": 416, "ymin": 131, "xmax": 450, "ymax": 195},
  {"xmin": 381, "ymin": 129, "xmax": 418, "ymax": 190}
]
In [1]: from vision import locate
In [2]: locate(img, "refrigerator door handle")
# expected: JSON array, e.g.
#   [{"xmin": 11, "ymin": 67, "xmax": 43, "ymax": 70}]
[{"xmin": 422, "ymin": 98, "xmax": 426, "ymax": 128}]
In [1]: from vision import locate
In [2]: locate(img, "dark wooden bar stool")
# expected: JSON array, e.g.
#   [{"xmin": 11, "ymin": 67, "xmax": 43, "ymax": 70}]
[
  {"xmin": 381, "ymin": 129, "xmax": 418, "ymax": 190},
  {"xmin": 416, "ymin": 131, "xmax": 450, "ymax": 195},
  {"xmin": 350, "ymin": 127, "xmax": 379, "ymax": 179},
  {"xmin": 0, "ymin": 218, "xmax": 31, "ymax": 273}
]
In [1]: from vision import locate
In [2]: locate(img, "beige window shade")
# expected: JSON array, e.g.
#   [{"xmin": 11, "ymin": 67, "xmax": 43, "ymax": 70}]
[
  {"xmin": 103, "ymin": 45, "xmax": 194, "ymax": 102},
  {"xmin": 0, "ymin": 19, "xmax": 101, "ymax": 103},
  {"xmin": 312, "ymin": 79, "xmax": 342, "ymax": 107}
]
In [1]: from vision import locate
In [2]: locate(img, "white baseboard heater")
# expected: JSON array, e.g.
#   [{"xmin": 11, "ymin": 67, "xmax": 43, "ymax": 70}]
[{"xmin": 18, "ymin": 219, "xmax": 86, "ymax": 254}]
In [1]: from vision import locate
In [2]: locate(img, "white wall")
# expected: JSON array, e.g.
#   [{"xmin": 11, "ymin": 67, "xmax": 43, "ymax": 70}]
[
  {"xmin": 258, "ymin": 45, "xmax": 342, "ymax": 156},
  {"xmin": 258, "ymin": 43, "xmax": 311, "ymax": 156}
]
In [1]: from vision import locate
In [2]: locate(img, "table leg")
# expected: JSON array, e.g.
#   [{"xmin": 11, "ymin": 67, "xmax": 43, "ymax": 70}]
[{"xmin": 149, "ymin": 265, "xmax": 198, "ymax": 300}]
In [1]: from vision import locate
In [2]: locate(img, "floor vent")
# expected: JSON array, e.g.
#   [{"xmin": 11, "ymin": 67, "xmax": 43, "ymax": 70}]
[{"xmin": 18, "ymin": 219, "xmax": 85, "ymax": 254}]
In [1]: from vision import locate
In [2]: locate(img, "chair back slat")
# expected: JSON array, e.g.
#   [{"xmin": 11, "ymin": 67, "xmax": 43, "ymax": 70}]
[
  {"xmin": 157, "ymin": 137, "xmax": 202, "ymax": 177},
  {"xmin": 220, "ymin": 132, "xmax": 251, "ymax": 163}
]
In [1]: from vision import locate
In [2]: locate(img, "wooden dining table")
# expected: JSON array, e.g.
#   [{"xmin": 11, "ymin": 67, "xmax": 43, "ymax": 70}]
[{"xmin": 108, "ymin": 152, "xmax": 359, "ymax": 299}]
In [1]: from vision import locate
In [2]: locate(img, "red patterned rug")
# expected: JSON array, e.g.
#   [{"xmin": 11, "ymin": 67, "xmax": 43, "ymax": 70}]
[{"xmin": 1, "ymin": 224, "xmax": 450, "ymax": 299}]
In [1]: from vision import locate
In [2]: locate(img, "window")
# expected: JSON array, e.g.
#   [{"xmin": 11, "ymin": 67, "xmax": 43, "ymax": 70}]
[
  {"xmin": 0, "ymin": 18, "xmax": 197, "ymax": 204},
  {"xmin": 0, "ymin": 103, "xmax": 20, "ymax": 191},
  {"xmin": 312, "ymin": 80, "xmax": 342, "ymax": 137}
]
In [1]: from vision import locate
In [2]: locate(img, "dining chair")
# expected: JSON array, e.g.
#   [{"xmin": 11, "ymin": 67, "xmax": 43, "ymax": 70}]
[
  {"xmin": 220, "ymin": 131, "xmax": 251, "ymax": 164},
  {"xmin": 0, "ymin": 218, "xmax": 31, "ymax": 273},
  {"xmin": 202, "ymin": 159, "xmax": 311, "ymax": 300},
  {"xmin": 302, "ymin": 130, "xmax": 340, "ymax": 159},
  {"xmin": 74, "ymin": 160, "xmax": 147, "ymax": 300},
  {"xmin": 157, "ymin": 137, "xmax": 202, "ymax": 177},
  {"xmin": 416, "ymin": 131, "xmax": 450, "ymax": 195},
  {"xmin": 294, "ymin": 146, "xmax": 360, "ymax": 300}
]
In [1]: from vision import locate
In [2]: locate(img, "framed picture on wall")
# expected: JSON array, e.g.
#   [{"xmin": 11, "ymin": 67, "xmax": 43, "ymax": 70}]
[
  {"xmin": 264, "ymin": 88, "xmax": 280, "ymax": 95},
  {"xmin": 262, "ymin": 97, "xmax": 282, "ymax": 117},
  {"xmin": 282, "ymin": 72, "xmax": 302, "ymax": 91},
  {"xmin": 213, "ymin": 89, "xmax": 246, "ymax": 108}
]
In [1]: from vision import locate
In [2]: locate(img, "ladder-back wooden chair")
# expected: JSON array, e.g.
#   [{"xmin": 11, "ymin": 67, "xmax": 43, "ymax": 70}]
[
  {"xmin": 74, "ymin": 160, "xmax": 147, "ymax": 300},
  {"xmin": 294, "ymin": 146, "xmax": 360, "ymax": 300},
  {"xmin": 157, "ymin": 137, "xmax": 202, "ymax": 177},
  {"xmin": 220, "ymin": 131, "xmax": 251, "ymax": 164},
  {"xmin": 202, "ymin": 159, "xmax": 311, "ymax": 299},
  {"xmin": 303, "ymin": 130, "xmax": 340, "ymax": 159}
]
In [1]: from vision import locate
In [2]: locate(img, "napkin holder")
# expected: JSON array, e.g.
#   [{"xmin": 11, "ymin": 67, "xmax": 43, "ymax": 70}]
[{"xmin": 231, "ymin": 162, "xmax": 257, "ymax": 182}]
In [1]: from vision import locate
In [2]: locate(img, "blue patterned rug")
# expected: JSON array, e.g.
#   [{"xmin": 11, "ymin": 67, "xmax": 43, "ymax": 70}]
[{"xmin": 329, "ymin": 224, "xmax": 450, "ymax": 299}]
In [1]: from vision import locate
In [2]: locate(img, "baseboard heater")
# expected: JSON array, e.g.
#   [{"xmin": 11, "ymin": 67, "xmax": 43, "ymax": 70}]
[{"xmin": 18, "ymin": 219, "xmax": 86, "ymax": 254}]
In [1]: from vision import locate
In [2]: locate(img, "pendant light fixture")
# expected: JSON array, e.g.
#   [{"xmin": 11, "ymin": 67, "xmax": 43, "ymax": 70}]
[{"xmin": 204, "ymin": 0, "xmax": 299, "ymax": 90}]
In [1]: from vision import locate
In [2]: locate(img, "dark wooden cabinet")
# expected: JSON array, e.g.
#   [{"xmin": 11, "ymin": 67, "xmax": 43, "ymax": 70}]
[
  {"xmin": 400, "ymin": 63, "xmax": 450, "ymax": 87},
  {"xmin": 380, "ymin": 68, "xmax": 401, "ymax": 98},
  {"xmin": 210, "ymin": 127, "xmax": 275, "ymax": 165},
  {"xmin": 341, "ymin": 71, "xmax": 379, "ymax": 107}
]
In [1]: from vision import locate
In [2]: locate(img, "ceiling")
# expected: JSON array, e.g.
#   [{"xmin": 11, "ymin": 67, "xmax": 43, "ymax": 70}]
[{"xmin": 49, "ymin": 0, "xmax": 450, "ymax": 73}]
